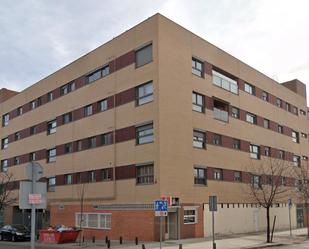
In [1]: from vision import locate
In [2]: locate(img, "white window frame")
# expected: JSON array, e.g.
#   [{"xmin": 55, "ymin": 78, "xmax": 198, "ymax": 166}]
[
  {"xmin": 183, "ymin": 207, "xmax": 198, "ymax": 224},
  {"xmin": 212, "ymin": 70, "xmax": 238, "ymax": 94},
  {"xmin": 75, "ymin": 213, "xmax": 112, "ymax": 230}
]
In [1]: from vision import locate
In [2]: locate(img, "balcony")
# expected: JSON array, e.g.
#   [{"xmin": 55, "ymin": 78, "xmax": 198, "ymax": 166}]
[
  {"xmin": 214, "ymin": 108, "xmax": 229, "ymax": 122},
  {"xmin": 213, "ymin": 98, "xmax": 229, "ymax": 123},
  {"xmin": 212, "ymin": 70, "xmax": 238, "ymax": 94}
]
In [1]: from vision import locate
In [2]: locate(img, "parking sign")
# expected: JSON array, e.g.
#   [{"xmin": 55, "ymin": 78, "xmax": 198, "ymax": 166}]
[{"xmin": 154, "ymin": 200, "xmax": 168, "ymax": 216}]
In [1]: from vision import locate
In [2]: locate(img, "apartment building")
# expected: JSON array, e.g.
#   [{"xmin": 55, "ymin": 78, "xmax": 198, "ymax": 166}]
[{"xmin": 0, "ymin": 14, "xmax": 308, "ymax": 241}]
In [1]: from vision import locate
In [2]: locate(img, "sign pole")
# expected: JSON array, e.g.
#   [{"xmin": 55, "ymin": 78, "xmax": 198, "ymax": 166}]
[
  {"xmin": 31, "ymin": 162, "xmax": 36, "ymax": 249},
  {"xmin": 288, "ymin": 199, "xmax": 292, "ymax": 237},
  {"xmin": 160, "ymin": 216, "xmax": 162, "ymax": 249},
  {"xmin": 212, "ymin": 210, "xmax": 215, "ymax": 249}
]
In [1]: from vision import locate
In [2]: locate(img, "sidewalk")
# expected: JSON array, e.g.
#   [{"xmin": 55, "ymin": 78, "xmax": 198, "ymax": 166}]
[{"xmin": 17, "ymin": 228, "xmax": 309, "ymax": 249}]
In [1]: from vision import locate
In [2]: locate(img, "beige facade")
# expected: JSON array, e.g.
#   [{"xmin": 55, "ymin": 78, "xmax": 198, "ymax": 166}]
[{"xmin": 0, "ymin": 14, "xmax": 308, "ymax": 240}]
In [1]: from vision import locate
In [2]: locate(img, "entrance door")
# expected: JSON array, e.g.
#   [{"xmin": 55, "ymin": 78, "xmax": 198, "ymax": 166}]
[
  {"xmin": 167, "ymin": 211, "xmax": 179, "ymax": 240},
  {"xmin": 296, "ymin": 205, "xmax": 304, "ymax": 228}
]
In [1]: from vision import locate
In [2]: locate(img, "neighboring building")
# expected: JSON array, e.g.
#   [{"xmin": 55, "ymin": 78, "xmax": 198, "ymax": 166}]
[{"xmin": 0, "ymin": 14, "xmax": 308, "ymax": 240}]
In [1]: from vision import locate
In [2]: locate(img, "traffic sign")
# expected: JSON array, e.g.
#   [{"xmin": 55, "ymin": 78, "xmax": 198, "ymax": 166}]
[
  {"xmin": 26, "ymin": 162, "xmax": 43, "ymax": 182},
  {"xmin": 209, "ymin": 196, "xmax": 217, "ymax": 212},
  {"xmin": 19, "ymin": 181, "xmax": 47, "ymax": 209},
  {"xmin": 29, "ymin": 194, "xmax": 42, "ymax": 204},
  {"xmin": 154, "ymin": 200, "xmax": 168, "ymax": 217}
]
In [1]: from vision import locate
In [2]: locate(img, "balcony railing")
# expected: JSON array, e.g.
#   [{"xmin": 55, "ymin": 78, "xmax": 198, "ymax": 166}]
[{"xmin": 213, "ymin": 108, "xmax": 229, "ymax": 122}]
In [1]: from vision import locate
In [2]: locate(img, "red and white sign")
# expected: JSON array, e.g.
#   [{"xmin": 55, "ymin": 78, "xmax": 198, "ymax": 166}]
[
  {"xmin": 28, "ymin": 194, "xmax": 42, "ymax": 204},
  {"xmin": 161, "ymin": 196, "xmax": 172, "ymax": 206}
]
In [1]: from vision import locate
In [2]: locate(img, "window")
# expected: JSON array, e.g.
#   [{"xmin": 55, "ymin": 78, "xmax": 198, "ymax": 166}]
[
  {"xmin": 263, "ymin": 119, "xmax": 270, "ymax": 129},
  {"xmin": 75, "ymin": 213, "xmax": 111, "ymax": 229},
  {"xmin": 300, "ymin": 109, "xmax": 306, "ymax": 115},
  {"xmin": 279, "ymin": 150, "xmax": 285, "ymax": 160},
  {"xmin": 301, "ymin": 133, "xmax": 307, "ymax": 139},
  {"xmin": 136, "ymin": 164, "xmax": 154, "ymax": 184},
  {"xmin": 76, "ymin": 173, "xmax": 82, "ymax": 184},
  {"xmin": 47, "ymin": 177, "xmax": 56, "ymax": 192},
  {"xmin": 136, "ymin": 81, "xmax": 153, "ymax": 106},
  {"xmin": 252, "ymin": 175, "xmax": 261, "ymax": 189},
  {"xmin": 47, "ymin": 148, "xmax": 56, "ymax": 163},
  {"xmin": 246, "ymin": 113, "xmax": 257, "ymax": 124},
  {"xmin": 244, "ymin": 83, "xmax": 255, "ymax": 95},
  {"xmin": 231, "ymin": 107, "xmax": 240, "ymax": 119},
  {"xmin": 30, "ymin": 126, "xmax": 37, "ymax": 135},
  {"xmin": 194, "ymin": 167, "xmax": 206, "ymax": 185},
  {"xmin": 102, "ymin": 133, "xmax": 113, "ymax": 145},
  {"xmin": 98, "ymin": 99, "xmax": 108, "ymax": 112},
  {"xmin": 84, "ymin": 105, "xmax": 93, "ymax": 116},
  {"xmin": 2, "ymin": 113, "xmax": 9, "ymax": 127},
  {"xmin": 102, "ymin": 169, "xmax": 112, "ymax": 181},
  {"xmin": 276, "ymin": 98, "xmax": 282, "ymax": 108},
  {"xmin": 183, "ymin": 208, "xmax": 197, "ymax": 224},
  {"xmin": 212, "ymin": 70, "xmax": 238, "ymax": 94},
  {"xmin": 47, "ymin": 91, "xmax": 53, "ymax": 102},
  {"xmin": 191, "ymin": 57, "xmax": 204, "ymax": 77},
  {"xmin": 15, "ymin": 132, "xmax": 21, "ymax": 141},
  {"xmin": 281, "ymin": 177, "xmax": 287, "ymax": 186},
  {"xmin": 17, "ymin": 106, "xmax": 23, "ymax": 116},
  {"xmin": 65, "ymin": 143, "xmax": 73, "ymax": 154},
  {"xmin": 135, "ymin": 43, "xmax": 152, "ymax": 67},
  {"xmin": 193, "ymin": 130, "xmax": 206, "ymax": 149},
  {"xmin": 234, "ymin": 171, "xmax": 242, "ymax": 182},
  {"xmin": 63, "ymin": 112, "xmax": 72, "ymax": 124},
  {"xmin": 1, "ymin": 137, "xmax": 8, "ymax": 149},
  {"xmin": 87, "ymin": 65, "xmax": 110, "ymax": 84},
  {"xmin": 88, "ymin": 137, "xmax": 96, "ymax": 148},
  {"xmin": 292, "ymin": 106, "xmax": 298, "ymax": 114},
  {"xmin": 250, "ymin": 144, "xmax": 260, "ymax": 159},
  {"xmin": 14, "ymin": 156, "xmax": 20, "ymax": 165},
  {"xmin": 88, "ymin": 171, "xmax": 96, "ymax": 182},
  {"xmin": 136, "ymin": 123, "xmax": 154, "ymax": 145},
  {"xmin": 60, "ymin": 81, "xmax": 75, "ymax": 95},
  {"xmin": 278, "ymin": 125, "xmax": 283, "ymax": 134},
  {"xmin": 213, "ymin": 134, "xmax": 222, "ymax": 145},
  {"xmin": 76, "ymin": 140, "xmax": 82, "ymax": 151},
  {"xmin": 192, "ymin": 92, "xmax": 204, "ymax": 113},
  {"xmin": 30, "ymin": 100, "xmax": 37, "ymax": 110},
  {"xmin": 87, "ymin": 69, "xmax": 102, "ymax": 83},
  {"xmin": 232, "ymin": 139, "xmax": 240, "ymax": 150},
  {"xmin": 0, "ymin": 160, "xmax": 8, "ymax": 172},
  {"xmin": 64, "ymin": 174, "xmax": 73, "ymax": 185},
  {"xmin": 29, "ymin": 152, "xmax": 36, "ymax": 161},
  {"xmin": 286, "ymin": 103, "xmax": 291, "ymax": 112},
  {"xmin": 261, "ymin": 91, "xmax": 268, "ymax": 101},
  {"xmin": 264, "ymin": 146, "xmax": 271, "ymax": 157},
  {"xmin": 213, "ymin": 169, "xmax": 223, "ymax": 180},
  {"xmin": 102, "ymin": 65, "xmax": 110, "ymax": 77},
  {"xmin": 292, "ymin": 130, "xmax": 299, "ymax": 143},
  {"xmin": 47, "ymin": 120, "xmax": 57, "ymax": 134},
  {"xmin": 293, "ymin": 155, "xmax": 301, "ymax": 167}
]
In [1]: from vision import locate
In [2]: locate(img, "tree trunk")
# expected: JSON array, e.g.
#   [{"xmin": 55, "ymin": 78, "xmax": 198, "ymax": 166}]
[{"xmin": 266, "ymin": 207, "xmax": 270, "ymax": 243}]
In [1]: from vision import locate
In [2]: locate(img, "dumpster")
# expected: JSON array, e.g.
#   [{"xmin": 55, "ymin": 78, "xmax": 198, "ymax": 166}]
[{"xmin": 39, "ymin": 229, "xmax": 80, "ymax": 244}]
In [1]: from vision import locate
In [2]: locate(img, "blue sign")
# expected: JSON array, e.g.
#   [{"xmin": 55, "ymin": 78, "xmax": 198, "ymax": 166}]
[{"xmin": 154, "ymin": 200, "xmax": 168, "ymax": 212}]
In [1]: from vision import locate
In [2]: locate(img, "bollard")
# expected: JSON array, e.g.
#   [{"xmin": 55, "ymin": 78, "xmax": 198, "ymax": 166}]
[
  {"xmin": 105, "ymin": 236, "xmax": 109, "ymax": 244},
  {"xmin": 107, "ymin": 239, "xmax": 111, "ymax": 249},
  {"xmin": 36, "ymin": 234, "xmax": 40, "ymax": 240},
  {"xmin": 120, "ymin": 236, "xmax": 123, "ymax": 244},
  {"xmin": 135, "ymin": 237, "xmax": 138, "ymax": 245},
  {"xmin": 213, "ymin": 242, "xmax": 216, "ymax": 249},
  {"xmin": 82, "ymin": 236, "xmax": 85, "ymax": 243},
  {"xmin": 179, "ymin": 244, "xmax": 182, "ymax": 249},
  {"xmin": 92, "ymin": 236, "xmax": 95, "ymax": 243},
  {"xmin": 142, "ymin": 244, "xmax": 146, "ymax": 249}
]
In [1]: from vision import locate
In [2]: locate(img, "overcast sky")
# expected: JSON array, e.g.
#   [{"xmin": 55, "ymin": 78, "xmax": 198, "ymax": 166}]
[{"xmin": 1, "ymin": 0, "xmax": 308, "ymax": 104}]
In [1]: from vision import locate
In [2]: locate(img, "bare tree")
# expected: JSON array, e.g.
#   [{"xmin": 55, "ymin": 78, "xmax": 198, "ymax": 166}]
[
  {"xmin": 292, "ymin": 160, "xmax": 309, "ymax": 238},
  {"xmin": 0, "ymin": 172, "xmax": 17, "ymax": 212},
  {"xmin": 245, "ymin": 157, "xmax": 292, "ymax": 243}
]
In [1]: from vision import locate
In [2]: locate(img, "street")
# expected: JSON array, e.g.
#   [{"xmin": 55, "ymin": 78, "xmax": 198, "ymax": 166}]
[{"xmin": 268, "ymin": 240, "xmax": 309, "ymax": 248}]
